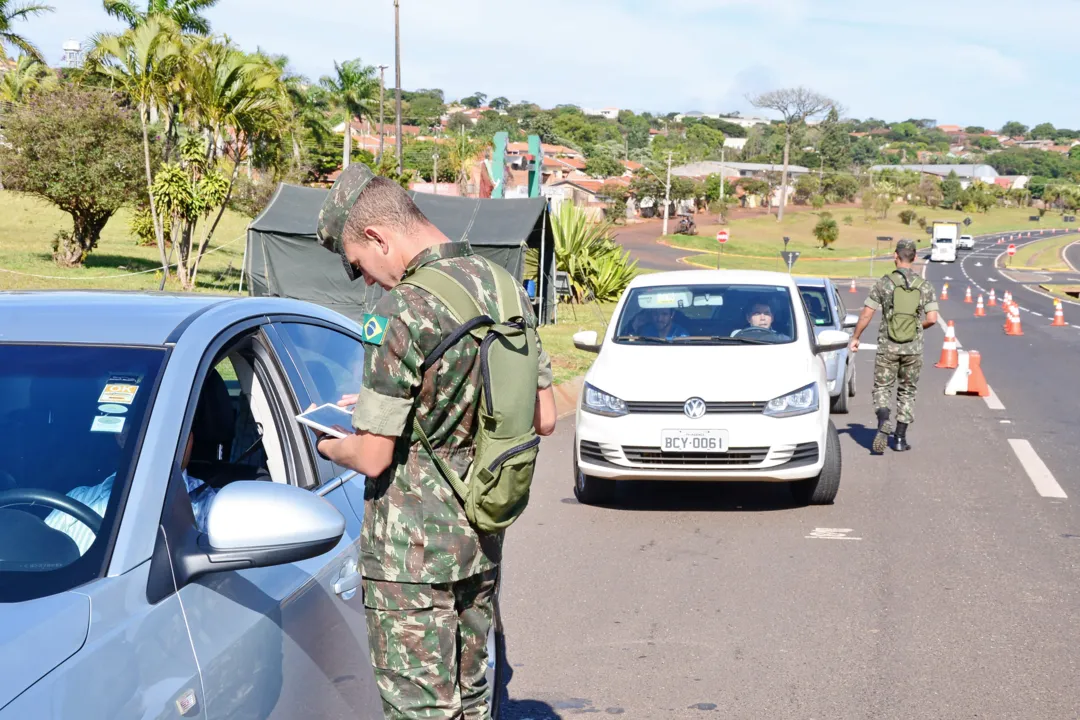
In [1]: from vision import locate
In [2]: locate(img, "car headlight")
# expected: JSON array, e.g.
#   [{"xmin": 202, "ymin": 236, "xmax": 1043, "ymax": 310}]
[
  {"xmin": 764, "ymin": 383, "xmax": 819, "ymax": 418},
  {"xmin": 582, "ymin": 382, "xmax": 628, "ymax": 417}
]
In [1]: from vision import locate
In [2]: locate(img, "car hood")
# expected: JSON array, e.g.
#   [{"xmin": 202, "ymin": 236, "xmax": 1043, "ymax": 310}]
[
  {"xmin": 586, "ymin": 340, "xmax": 818, "ymax": 403},
  {"xmin": 0, "ymin": 592, "xmax": 89, "ymax": 709}
]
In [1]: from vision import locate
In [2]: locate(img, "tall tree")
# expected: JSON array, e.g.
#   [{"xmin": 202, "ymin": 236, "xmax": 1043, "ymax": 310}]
[
  {"xmin": 103, "ymin": 0, "xmax": 219, "ymax": 34},
  {"xmin": 86, "ymin": 16, "xmax": 184, "ymax": 281},
  {"xmin": 460, "ymin": 91, "xmax": 487, "ymax": 109},
  {"xmin": 1000, "ymin": 121, "xmax": 1028, "ymax": 138},
  {"xmin": 749, "ymin": 86, "xmax": 837, "ymax": 221},
  {"xmin": 489, "ymin": 96, "xmax": 509, "ymax": 111},
  {"xmin": 0, "ymin": 52, "xmax": 54, "ymax": 103},
  {"xmin": 817, "ymin": 107, "xmax": 851, "ymax": 170},
  {"xmin": 0, "ymin": 0, "xmax": 53, "ymax": 61},
  {"xmin": 320, "ymin": 58, "xmax": 378, "ymax": 171}
]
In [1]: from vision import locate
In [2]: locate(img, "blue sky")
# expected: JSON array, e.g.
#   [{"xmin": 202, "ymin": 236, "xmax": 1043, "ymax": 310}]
[{"xmin": 20, "ymin": 0, "xmax": 1080, "ymax": 129}]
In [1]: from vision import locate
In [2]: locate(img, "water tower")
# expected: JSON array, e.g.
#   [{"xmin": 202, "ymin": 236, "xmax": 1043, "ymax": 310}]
[{"xmin": 60, "ymin": 40, "xmax": 83, "ymax": 69}]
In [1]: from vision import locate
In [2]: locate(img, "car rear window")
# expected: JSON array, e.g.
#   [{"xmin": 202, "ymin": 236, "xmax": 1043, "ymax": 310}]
[
  {"xmin": 0, "ymin": 344, "xmax": 166, "ymax": 603},
  {"xmin": 615, "ymin": 284, "xmax": 797, "ymax": 344}
]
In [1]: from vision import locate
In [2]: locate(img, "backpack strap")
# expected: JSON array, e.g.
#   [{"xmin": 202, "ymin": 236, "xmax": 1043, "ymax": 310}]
[{"xmin": 400, "ymin": 266, "xmax": 495, "ymax": 374}]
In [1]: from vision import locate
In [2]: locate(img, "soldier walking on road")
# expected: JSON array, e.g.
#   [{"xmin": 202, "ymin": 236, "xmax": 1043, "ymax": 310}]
[
  {"xmin": 312, "ymin": 164, "xmax": 557, "ymax": 719},
  {"xmin": 849, "ymin": 239, "xmax": 939, "ymax": 453}
]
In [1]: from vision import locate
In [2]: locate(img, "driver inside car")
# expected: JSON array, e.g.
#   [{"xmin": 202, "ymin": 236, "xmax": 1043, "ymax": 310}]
[
  {"xmin": 44, "ymin": 427, "xmax": 216, "ymax": 556},
  {"xmin": 733, "ymin": 300, "xmax": 774, "ymax": 335},
  {"xmin": 638, "ymin": 306, "xmax": 690, "ymax": 340}
]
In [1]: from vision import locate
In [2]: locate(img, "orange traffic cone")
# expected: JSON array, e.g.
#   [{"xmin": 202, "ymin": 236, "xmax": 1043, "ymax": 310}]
[
  {"xmin": 988, "ymin": 289, "xmax": 997, "ymax": 306},
  {"xmin": 946, "ymin": 350, "xmax": 991, "ymax": 398},
  {"xmin": 1052, "ymin": 300, "xmax": 1066, "ymax": 326},
  {"xmin": 849, "ymin": 278, "xmax": 857, "ymax": 294},
  {"xmin": 975, "ymin": 295, "xmax": 986, "ymax": 317},
  {"xmin": 941, "ymin": 283, "xmax": 950, "ymax": 301},
  {"xmin": 964, "ymin": 286, "xmax": 973, "ymax": 304},
  {"xmin": 1005, "ymin": 304, "xmax": 1024, "ymax": 336},
  {"xmin": 998, "ymin": 237, "xmax": 1003, "ymax": 244},
  {"xmin": 935, "ymin": 321, "xmax": 959, "ymax": 369}
]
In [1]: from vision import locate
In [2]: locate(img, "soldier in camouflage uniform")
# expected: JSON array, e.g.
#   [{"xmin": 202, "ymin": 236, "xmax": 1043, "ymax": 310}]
[
  {"xmin": 313, "ymin": 164, "xmax": 557, "ymax": 719},
  {"xmin": 849, "ymin": 239, "xmax": 939, "ymax": 453}
]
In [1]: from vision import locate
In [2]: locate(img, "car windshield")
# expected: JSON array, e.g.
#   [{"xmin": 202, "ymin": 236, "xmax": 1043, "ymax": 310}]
[
  {"xmin": 799, "ymin": 287, "xmax": 834, "ymax": 327},
  {"xmin": 615, "ymin": 283, "xmax": 797, "ymax": 344},
  {"xmin": 0, "ymin": 344, "xmax": 166, "ymax": 603}
]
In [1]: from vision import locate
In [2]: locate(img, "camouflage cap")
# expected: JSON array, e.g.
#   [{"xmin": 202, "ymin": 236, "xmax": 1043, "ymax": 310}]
[
  {"xmin": 317, "ymin": 163, "xmax": 376, "ymax": 251},
  {"xmin": 895, "ymin": 238, "xmax": 917, "ymax": 253}
]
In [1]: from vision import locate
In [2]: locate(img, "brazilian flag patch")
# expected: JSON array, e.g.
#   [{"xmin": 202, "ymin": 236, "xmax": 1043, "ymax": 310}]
[{"xmin": 361, "ymin": 314, "xmax": 389, "ymax": 345}]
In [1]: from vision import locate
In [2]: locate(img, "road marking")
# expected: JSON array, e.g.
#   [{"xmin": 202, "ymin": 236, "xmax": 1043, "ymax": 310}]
[
  {"xmin": 1031, "ymin": 311, "xmax": 1043, "ymax": 317},
  {"xmin": 1008, "ymin": 440, "xmax": 1067, "ymax": 499},
  {"xmin": 1000, "ymin": 420, "xmax": 1012, "ymax": 424},
  {"xmin": 806, "ymin": 528, "xmax": 862, "ymax": 540},
  {"xmin": 984, "ymin": 385, "xmax": 1005, "ymax": 410},
  {"xmin": 860, "ymin": 343, "xmax": 877, "ymax": 350}
]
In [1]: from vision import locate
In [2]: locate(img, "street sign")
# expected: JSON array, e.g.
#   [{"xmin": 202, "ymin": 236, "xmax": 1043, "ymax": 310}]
[
  {"xmin": 780, "ymin": 250, "xmax": 801, "ymax": 272},
  {"xmin": 716, "ymin": 229, "xmax": 728, "ymax": 244},
  {"xmin": 1065, "ymin": 215, "xmax": 1076, "ymax": 223},
  {"xmin": 925, "ymin": 227, "xmax": 934, "ymax": 235},
  {"xmin": 1007, "ymin": 244, "xmax": 1016, "ymax": 256},
  {"xmin": 783, "ymin": 236, "xmax": 791, "ymax": 249},
  {"xmin": 963, "ymin": 217, "xmax": 972, "ymax": 226},
  {"xmin": 1029, "ymin": 215, "xmax": 1040, "ymax": 222}
]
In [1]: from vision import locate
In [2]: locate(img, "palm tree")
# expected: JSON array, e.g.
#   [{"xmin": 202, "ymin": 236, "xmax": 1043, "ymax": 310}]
[
  {"xmin": 320, "ymin": 58, "xmax": 378, "ymax": 171},
  {"xmin": 0, "ymin": 53, "xmax": 55, "ymax": 103},
  {"xmin": 0, "ymin": 0, "xmax": 53, "ymax": 61},
  {"xmin": 103, "ymin": 0, "xmax": 218, "ymax": 34},
  {"xmin": 86, "ymin": 16, "xmax": 184, "ymax": 280}
]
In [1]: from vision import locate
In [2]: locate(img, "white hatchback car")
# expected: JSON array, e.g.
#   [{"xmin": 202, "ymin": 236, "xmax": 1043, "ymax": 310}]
[{"xmin": 571, "ymin": 270, "xmax": 847, "ymax": 507}]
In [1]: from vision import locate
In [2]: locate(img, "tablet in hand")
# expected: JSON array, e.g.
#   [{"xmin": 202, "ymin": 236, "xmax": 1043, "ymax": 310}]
[{"xmin": 296, "ymin": 403, "xmax": 355, "ymax": 439}]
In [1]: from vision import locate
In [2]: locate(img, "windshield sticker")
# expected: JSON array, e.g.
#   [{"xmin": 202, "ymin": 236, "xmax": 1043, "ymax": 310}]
[
  {"xmin": 692, "ymin": 294, "xmax": 724, "ymax": 306},
  {"xmin": 639, "ymin": 290, "xmax": 692, "ymax": 309},
  {"xmin": 98, "ymin": 383, "xmax": 139, "ymax": 405},
  {"xmin": 91, "ymin": 415, "xmax": 125, "ymax": 433},
  {"xmin": 107, "ymin": 373, "xmax": 143, "ymax": 385},
  {"xmin": 98, "ymin": 403, "xmax": 129, "ymax": 415}
]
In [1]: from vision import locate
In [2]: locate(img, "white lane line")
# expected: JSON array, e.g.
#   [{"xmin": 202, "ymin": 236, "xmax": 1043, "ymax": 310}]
[
  {"xmin": 984, "ymin": 385, "xmax": 1005, "ymax": 410},
  {"xmin": 860, "ymin": 343, "xmax": 877, "ymax": 350},
  {"xmin": 1008, "ymin": 439, "xmax": 1068, "ymax": 499},
  {"xmin": 1031, "ymin": 311, "xmax": 1043, "ymax": 317}
]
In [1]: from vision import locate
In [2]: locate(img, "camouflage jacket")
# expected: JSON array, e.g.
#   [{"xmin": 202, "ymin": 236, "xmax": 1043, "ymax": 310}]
[
  {"xmin": 864, "ymin": 266, "xmax": 939, "ymax": 356},
  {"xmin": 351, "ymin": 242, "xmax": 553, "ymax": 583}
]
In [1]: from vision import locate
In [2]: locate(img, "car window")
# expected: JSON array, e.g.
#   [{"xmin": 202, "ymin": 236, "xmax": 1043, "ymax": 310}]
[
  {"xmin": 833, "ymin": 289, "xmax": 847, "ymax": 321},
  {"xmin": 799, "ymin": 287, "xmax": 834, "ymax": 327},
  {"xmin": 615, "ymin": 284, "xmax": 797, "ymax": 344},
  {"xmin": 276, "ymin": 323, "xmax": 365, "ymax": 407},
  {"xmin": 0, "ymin": 344, "xmax": 166, "ymax": 602}
]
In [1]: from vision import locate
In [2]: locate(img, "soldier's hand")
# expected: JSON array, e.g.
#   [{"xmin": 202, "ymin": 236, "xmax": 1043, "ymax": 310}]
[
  {"xmin": 849, "ymin": 337, "xmax": 860, "ymax": 353},
  {"xmin": 337, "ymin": 394, "xmax": 359, "ymax": 408}
]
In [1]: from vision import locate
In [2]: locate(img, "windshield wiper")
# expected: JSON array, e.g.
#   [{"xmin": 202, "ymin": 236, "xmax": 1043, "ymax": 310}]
[
  {"xmin": 616, "ymin": 335, "xmax": 669, "ymax": 344},
  {"xmin": 672, "ymin": 335, "xmax": 773, "ymax": 345}
]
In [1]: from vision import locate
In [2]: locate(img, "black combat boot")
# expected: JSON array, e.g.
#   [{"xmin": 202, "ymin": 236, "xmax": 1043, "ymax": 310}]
[
  {"xmin": 893, "ymin": 422, "xmax": 912, "ymax": 452},
  {"xmin": 872, "ymin": 408, "xmax": 890, "ymax": 454}
]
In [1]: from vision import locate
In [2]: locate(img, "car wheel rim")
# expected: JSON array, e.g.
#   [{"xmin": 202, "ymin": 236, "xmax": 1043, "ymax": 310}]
[{"xmin": 576, "ymin": 466, "xmax": 585, "ymax": 492}]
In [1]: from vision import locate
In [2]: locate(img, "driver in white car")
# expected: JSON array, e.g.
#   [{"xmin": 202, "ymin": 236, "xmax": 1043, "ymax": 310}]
[
  {"xmin": 45, "ymin": 429, "xmax": 215, "ymax": 555},
  {"xmin": 733, "ymin": 300, "xmax": 775, "ymax": 335}
]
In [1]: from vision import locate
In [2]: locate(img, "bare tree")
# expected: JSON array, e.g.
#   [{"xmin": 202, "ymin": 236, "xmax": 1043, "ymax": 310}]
[{"xmin": 748, "ymin": 87, "xmax": 837, "ymax": 221}]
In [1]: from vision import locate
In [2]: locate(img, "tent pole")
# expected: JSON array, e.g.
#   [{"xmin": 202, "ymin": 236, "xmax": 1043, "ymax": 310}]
[
  {"xmin": 238, "ymin": 233, "xmax": 249, "ymax": 295},
  {"xmin": 539, "ymin": 200, "xmax": 548, "ymax": 324}
]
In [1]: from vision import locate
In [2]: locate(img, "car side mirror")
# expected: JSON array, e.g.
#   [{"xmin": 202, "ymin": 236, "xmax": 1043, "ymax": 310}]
[
  {"xmin": 573, "ymin": 330, "xmax": 601, "ymax": 353},
  {"xmin": 842, "ymin": 313, "xmax": 859, "ymax": 329},
  {"xmin": 815, "ymin": 329, "xmax": 850, "ymax": 354},
  {"xmin": 174, "ymin": 481, "xmax": 345, "ymax": 587}
]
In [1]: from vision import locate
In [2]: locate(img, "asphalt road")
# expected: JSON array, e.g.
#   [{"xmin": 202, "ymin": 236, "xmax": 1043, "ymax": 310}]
[
  {"xmin": 1064, "ymin": 236, "xmax": 1080, "ymax": 273},
  {"xmin": 498, "ymin": 312, "xmax": 1080, "ymax": 718},
  {"xmin": 613, "ymin": 220, "xmax": 688, "ymax": 271},
  {"xmin": 925, "ymin": 231, "xmax": 1080, "ymax": 496}
]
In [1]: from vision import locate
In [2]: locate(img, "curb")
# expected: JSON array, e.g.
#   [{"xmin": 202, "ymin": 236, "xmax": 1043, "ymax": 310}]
[{"xmin": 552, "ymin": 375, "xmax": 584, "ymax": 419}]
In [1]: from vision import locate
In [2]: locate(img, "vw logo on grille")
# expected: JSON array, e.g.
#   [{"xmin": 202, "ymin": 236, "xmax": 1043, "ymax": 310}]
[{"xmin": 683, "ymin": 397, "xmax": 707, "ymax": 419}]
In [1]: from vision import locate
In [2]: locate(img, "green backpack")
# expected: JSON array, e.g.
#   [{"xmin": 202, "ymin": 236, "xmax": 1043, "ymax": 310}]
[
  {"xmin": 885, "ymin": 270, "xmax": 924, "ymax": 343},
  {"xmin": 399, "ymin": 260, "xmax": 541, "ymax": 534}
]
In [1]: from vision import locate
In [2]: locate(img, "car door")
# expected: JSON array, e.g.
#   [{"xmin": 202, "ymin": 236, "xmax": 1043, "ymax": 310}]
[{"xmin": 163, "ymin": 327, "xmax": 382, "ymax": 720}]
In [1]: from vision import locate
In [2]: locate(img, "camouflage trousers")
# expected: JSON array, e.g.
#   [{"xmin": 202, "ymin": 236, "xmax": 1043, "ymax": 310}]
[
  {"xmin": 872, "ymin": 350, "xmax": 923, "ymax": 429},
  {"xmin": 364, "ymin": 568, "xmax": 498, "ymax": 719}
]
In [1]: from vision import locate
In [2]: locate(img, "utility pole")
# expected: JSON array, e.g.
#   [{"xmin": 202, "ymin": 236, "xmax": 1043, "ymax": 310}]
[
  {"xmin": 662, "ymin": 151, "xmax": 673, "ymax": 237},
  {"xmin": 432, "ymin": 152, "xmax": 438, "ymax": 194},
  {"xmin": 394, "ymin": 0, "xmax": 403, "ymax": 174},
  {"xmin": 719, "ymin": 147, "xmax": 726, "ymax": 205},
  {"xmin": 377, "ymin": 64, "xmax": 388, "ymax": 166}
]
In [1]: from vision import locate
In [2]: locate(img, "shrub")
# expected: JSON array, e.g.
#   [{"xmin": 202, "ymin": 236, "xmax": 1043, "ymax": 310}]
[
  {"xmin": 551, "ymin": 202, "xmax": 638, "ymax": 303},
  {"xmin": 842, "ymin": 214, "xmax": 854, "ymax": 226},
  {"xmin": 898, "ymin": 209, "xmax": 918, "ymax": 225},
  {"xmin": 813, "ymin": 212, "xmax": 840, "ymax": 248}
]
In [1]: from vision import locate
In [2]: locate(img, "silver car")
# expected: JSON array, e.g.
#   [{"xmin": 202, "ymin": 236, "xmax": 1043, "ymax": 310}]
[
  {"xmin": 0, "ymin": 292, "xmax": 506, "ymax": 718},
  {"xmin": 796, "ymin": 278, "xmax": 858, "ymax": 414}
]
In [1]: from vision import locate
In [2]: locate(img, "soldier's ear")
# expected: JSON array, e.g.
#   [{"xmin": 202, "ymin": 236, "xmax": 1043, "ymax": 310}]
[{"xmin": 363, "ymin": 225, "xmax": 391, "ymax": 253}]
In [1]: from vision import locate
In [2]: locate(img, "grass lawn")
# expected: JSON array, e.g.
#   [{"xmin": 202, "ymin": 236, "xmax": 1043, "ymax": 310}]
[
  {"xmin": 538, "ymin": 302, "xmax": 615, "ymax": 385},
  {"xmin": 1038, "ymin": 284, "xmax": 1080, "ymax": 302},
  {"xmin": 1009, "ymin": 233, "xmax": 1080, "ymax": 272},
  {"xmin": 0, "ymin": 191, "xmax": 251, "ymax": 294},
  {"xmin": 658, "ymin": 206, "xmax": 1074, "ymax": 277}
]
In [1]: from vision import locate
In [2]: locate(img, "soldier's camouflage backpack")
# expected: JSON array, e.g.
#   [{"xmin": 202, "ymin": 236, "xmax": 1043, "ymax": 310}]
[
  {"xmin": 400, "ymin": 259, "xmax": 541, "ymax": 534},
  {"xmin": 885, "ymin": 270, "xmax": 924, "ymax": 343}
]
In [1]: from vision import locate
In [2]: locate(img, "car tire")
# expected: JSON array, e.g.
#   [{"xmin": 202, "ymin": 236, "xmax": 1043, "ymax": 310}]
[
  {"xmin": 791, "ymin": 420, "xmax": 841, "ymax": 505},
  {"xmin": 830, "ymin": 374, "xmax": 850, "ymax": 414},
  {"xmin": 574, "ymin": 454, "xmax": 616, "ymax": 505},
  {"xmin": 848, "ymin": 363, "xmax": 856, "ymax": 397}
]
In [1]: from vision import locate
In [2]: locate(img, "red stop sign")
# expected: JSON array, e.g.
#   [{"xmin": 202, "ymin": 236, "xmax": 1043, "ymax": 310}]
[
  {"xmin": 1007, "ymin": 244, "xmax": 1016, "ymax": 256},
  {"xmin": 716, "ymin": 230, "xmax": 729, "ymax": 244}
]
